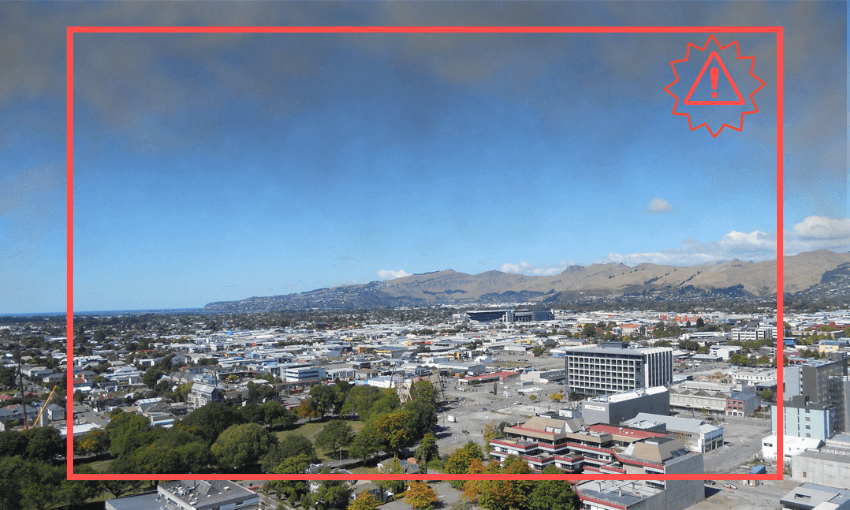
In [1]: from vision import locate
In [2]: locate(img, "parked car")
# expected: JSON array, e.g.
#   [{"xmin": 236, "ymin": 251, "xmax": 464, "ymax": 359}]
[
  {"xmin": 723, "ymin": 483, "xmax": 737, "ymax": 490},
  {"xmin": 705, "ymin": 480, "xmax": 717, "ymax": 486}
]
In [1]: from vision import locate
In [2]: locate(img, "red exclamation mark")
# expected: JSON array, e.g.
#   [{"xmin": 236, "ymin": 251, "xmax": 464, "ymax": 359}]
[{"xmin": 710, "ymin": 67, "xmax": 719, "ymax": 99}]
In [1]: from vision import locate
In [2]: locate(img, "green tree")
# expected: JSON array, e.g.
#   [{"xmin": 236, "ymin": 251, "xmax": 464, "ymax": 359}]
[
  {"xmin": 315, "ymin": 420, "xmax": 356, "ymax": 460},
  {"xmin": 172, "ymin": 381, "xmax": 194, "ymax": 402},
  {"xmin": 23, "ymin": 427, "xmax": 64, "ymax": 462},
  {"xmin": 340, "ymin": 386, "xmax": 385, "ymax": 419},
  {"xmin": 180, "ymin": 402, "xmax": 246, "ymax": 444},
  {"xmin": 268, "ymin": 453, "xmax": 312, "ymax": 504},
  {"xmin": 0, "ymin": 456, "xmax": 24, "ymax": 510},
  {"xmin": 374, "ymin": 411, "xmax": 411, "ymax": 460},
  {"xmin": 211, "ymin": 423, "xmax": 277, "ymax": 473},
  {"xmin": 262, "ymin": 434, "xmax": 318, "ymax": 472},
  {"xmin": 263, "ymin": 401, "xmax": 296, "ymax": 428},
  {"xmin": 238, "ymin": 403, "xmax": 266, "ymax": 424},
  {"xmin": 306, "ymin": 472, "xmax": 351, "ymax": 510},
  {"xmin": 0, "ymin": 431, "xmax": 27, "ymax": 458},
  {"xmin": 414, "ymin": 432, "xmax": 440, "ymax": 466},
  {"xmin": 404, "ymin": 380, "xmax": 438, "ymax": 440},
  {"xmin": 444, "ymin": 441, "xmax": 484, "ymax": 489},
  {"xmin": 142, "ymin": 368, "xmax": 163, "ymax": 389},
  {"xmin": 106, "ymin": 410, "xmax": 158, "ymax": 457},
  {"xmin": 310, "ymin": 384, "xmax": 339, "ymax": 418},
  {"xmin": 332, "ymin": 380, "xmax": 352, "ymax": 415},
  {"xmin": 19, "ymin": 461, "xmax": 65, "ymax": 510},
  {"xmin": 349, "ymin": 420, "xmax": 383, "ymax": 461},
  {"xmin": 364, "ymin": 390, "xmax": 401, "ymax": 422},
  {"xmin": 126, "ymin": 428, "xmax": 213, "ymax": 474},
  {"xmin": 581, "ymin": 323, "xmax": 596, "ymax": 338},
  {"xmin": 528, "ymin": 465, "xmax": 580, "ymax": 510}
]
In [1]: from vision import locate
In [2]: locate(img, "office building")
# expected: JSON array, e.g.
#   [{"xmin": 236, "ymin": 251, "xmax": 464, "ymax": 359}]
[
  {"xmin": 784, "ymin": 359, "xmax": 847, "ymax": 436},
  {"xmin": 581, "ymin": 386, "xmax": 669, "ymax": 426},
  {"xmin": 564, "ymin": 345, "xmax": 672, "ymax": 396},
  {"xmin": 773, "ymin": 395, "xmax": 837, "ymax": 441},
  {"xmin": 488, "ymin": 416, "xmax": 704, "ymax": 499},
  {"xmin": 284, "ymin": 364, "xmax": 326, "ymax": 383}
]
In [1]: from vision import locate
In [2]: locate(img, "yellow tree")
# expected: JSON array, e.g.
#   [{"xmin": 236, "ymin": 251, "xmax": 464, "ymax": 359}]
[
  {"xmin": 478, "ymin": 455, "xmax": 533, "ymax": 510},
  {"xmin": 550, "ymin": 393, "xmax": 563, "ymax": 402},
  {"xmin": 348, "ymin": 491, "xmax": 379, "ymax": 510},
  {"xmin": 461, "ymin": 458, "xmax": 487, "ymax": 503},
  {"xmin": 406, "ymin": 481, "xmax": 438, "ymax": 510}
]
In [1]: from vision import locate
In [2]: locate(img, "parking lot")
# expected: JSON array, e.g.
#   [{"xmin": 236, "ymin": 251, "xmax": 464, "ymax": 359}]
[{"xmin": 433, "ymin": 352, "xmax": 569, "ymax": 454}]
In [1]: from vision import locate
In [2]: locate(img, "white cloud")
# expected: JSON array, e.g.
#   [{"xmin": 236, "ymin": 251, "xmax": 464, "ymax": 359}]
[
  {"xmin": 602, "ymin": 215, "xmax": 850, "ymax": 266},
  {"xmin": 500, "ymin": 259, "xmax": 575, "ymax": 276},
  {"xmin": 792, "ymin": 216, "xmax": 850, "ymax": 239},
  {"xmin": 376, "ymin": 269, "xmax": 412, "ymax": 280},
  {"xmin": 648, "ymin": 198, "xmax": 672, "ymax": 213}
]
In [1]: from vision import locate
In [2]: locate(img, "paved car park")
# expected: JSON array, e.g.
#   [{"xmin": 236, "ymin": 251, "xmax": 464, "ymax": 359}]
[{"xmin": 691, "ymin": 479, "xmax": 801, "ymax": 509}]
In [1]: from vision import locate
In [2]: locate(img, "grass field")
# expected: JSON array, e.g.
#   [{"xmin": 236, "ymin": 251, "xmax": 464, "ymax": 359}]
[
  {"xmin": 276, "ymin": 419, "xmax": 365, "ymax": 462},
  {"xmin": 78, "ymin": 459, "xmax": 113, "ymax": 473}
]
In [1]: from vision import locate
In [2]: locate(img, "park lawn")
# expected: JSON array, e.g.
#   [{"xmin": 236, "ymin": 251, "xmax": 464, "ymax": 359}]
[
  {"xmin": 77, "ymin": 459, "xmax": 113, "ymax": 473},
  {"xmin": 275, "ymin": 420, "xmax": 364, "ymax": 442}
]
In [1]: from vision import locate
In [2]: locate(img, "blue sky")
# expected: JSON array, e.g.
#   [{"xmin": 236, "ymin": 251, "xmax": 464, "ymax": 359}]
[{"xmin": 0, "ymin": 2, "xmax": 847, "ymax": 314}]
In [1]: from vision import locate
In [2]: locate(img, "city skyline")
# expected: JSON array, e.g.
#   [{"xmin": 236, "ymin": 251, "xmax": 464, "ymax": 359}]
[{"xmin": 1, "ymin": 2, "xmax": 847, "ymax": 314}]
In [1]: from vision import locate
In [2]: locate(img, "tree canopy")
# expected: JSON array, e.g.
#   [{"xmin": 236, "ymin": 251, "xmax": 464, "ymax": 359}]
[{"xmin": 211, "ymin": 423, "xmax": 277, "ymax": 473}]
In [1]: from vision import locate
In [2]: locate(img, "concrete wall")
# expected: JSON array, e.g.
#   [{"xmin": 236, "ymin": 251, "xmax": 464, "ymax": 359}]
[
  {"xmin": 791, "ymin": 453, "xmax": 850, "ymax": 489},
  {"xmin": 664, "ymin": 454, "xmax": 706, "ymax": 509}
]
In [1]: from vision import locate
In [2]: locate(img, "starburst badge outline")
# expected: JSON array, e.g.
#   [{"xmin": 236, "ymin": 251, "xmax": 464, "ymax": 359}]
[{"xmin": 665, "ymin": 35, "xmax": 766, "ymax": 137}]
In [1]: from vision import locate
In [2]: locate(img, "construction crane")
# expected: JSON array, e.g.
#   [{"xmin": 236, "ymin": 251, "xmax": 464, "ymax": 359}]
[{"xmin": 29, "ymin": 385, "xmax": 58, "ymax": 429}]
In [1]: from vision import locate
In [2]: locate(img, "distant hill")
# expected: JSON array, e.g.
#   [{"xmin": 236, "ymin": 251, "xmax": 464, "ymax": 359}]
[{"xmin": 203, "ymin": 249, "xmax": 850, "ymax": 312}]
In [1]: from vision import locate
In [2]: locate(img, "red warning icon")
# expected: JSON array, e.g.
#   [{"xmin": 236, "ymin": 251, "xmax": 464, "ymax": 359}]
[
  {"xmin": 683, "ymin": 51, "xmax": 745, "ymax": 106},
  {"xmin": 665, "ymin": 35, "xmax": 765, "ymax": 137}
]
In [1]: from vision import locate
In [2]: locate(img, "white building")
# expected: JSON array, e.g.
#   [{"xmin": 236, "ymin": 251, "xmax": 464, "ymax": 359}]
[
  {"xmin": 623, "ymin": 413, "xmax": 724, "ymax": 453},
  {"xmin": 564, "ymin": 345, "xmax": 673, "ymax": 396},
  {"xmin": 285, "ymin": 365, "xmax": 326, "ymax": 383},
  {"xmin": 761, "ymin": 434, "xmax": 823, "ymax": 463},
  {"xmin": 710, "ymin": 345, "xmax": 742, "ymax": 360}
]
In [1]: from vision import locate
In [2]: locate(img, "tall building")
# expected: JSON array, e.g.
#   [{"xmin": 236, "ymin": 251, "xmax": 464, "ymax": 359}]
[
  {"xmin": 784, "ymin": 358, "xmax": 847, "ymax": 436},
  {"xmin": 772, "ymin": 395, "xmax": 837, "ymax": 441},
  {"xmin": 564, "ymin": 345, "xmax": 673, "ymax": 396}
]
